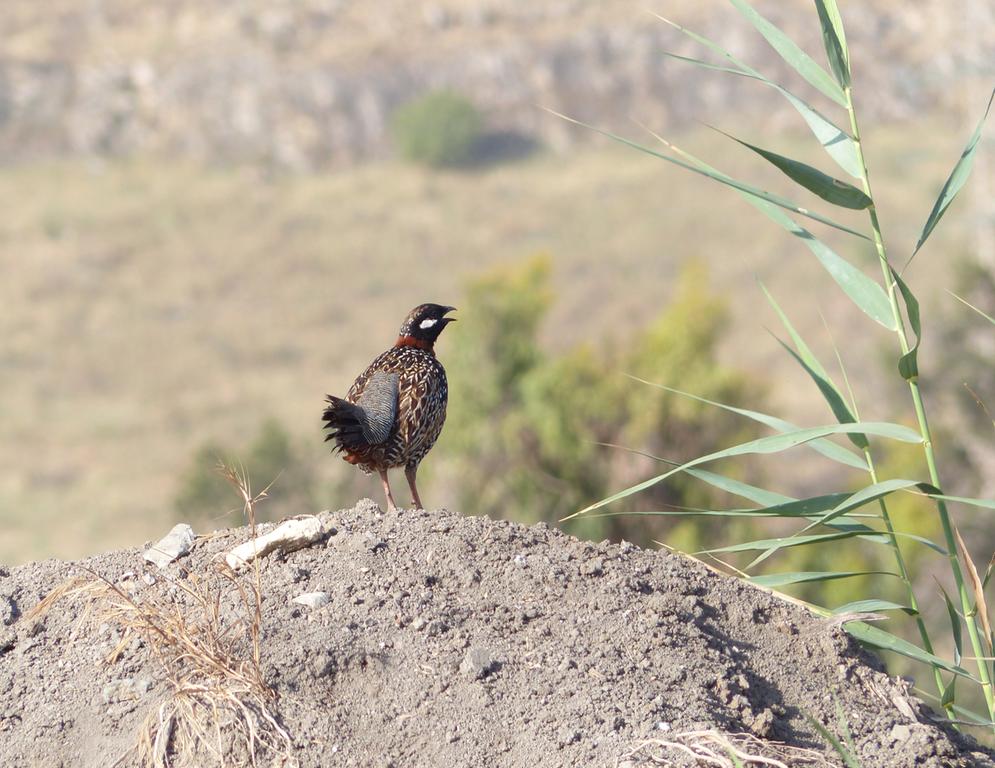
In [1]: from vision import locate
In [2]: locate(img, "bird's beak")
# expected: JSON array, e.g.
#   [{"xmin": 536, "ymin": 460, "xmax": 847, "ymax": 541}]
[{"xmin": 443, "ymin": 306, "xmax": 457, "ymax": 322}]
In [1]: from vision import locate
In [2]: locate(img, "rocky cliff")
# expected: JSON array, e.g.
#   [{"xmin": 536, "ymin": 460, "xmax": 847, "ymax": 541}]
[{"xmin": 1, "ymin": 0, "xmax": 992, "ymax": 169}]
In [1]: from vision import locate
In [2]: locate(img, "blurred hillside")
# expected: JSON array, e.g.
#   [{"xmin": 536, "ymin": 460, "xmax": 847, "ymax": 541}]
[
  {"xmin": 1, "ymin": 0, "xmax": 992, "ymax": 168},
  {"xmin": 1, "ymin": 0, "xmax": 993, "ymax": 567},
  {"xmin": 0, "ymin": 129, "xmax": 983, "ymax": 564}
]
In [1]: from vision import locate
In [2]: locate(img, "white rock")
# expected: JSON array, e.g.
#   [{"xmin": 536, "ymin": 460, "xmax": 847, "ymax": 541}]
[
  {"xmin": 292, "ymin": 591, "xmax": 330, "ymax": 609},
  {"xmin": 143, "ymin": 524, "xmax": 196, "ymax": 568},
  {"xmin": 225, "ymin": 516, "xmax": 327, "ymax": 570}
]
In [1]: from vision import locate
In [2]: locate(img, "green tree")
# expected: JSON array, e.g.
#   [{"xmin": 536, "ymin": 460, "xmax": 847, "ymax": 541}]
[
  {"xmin": 390, "ymin": 90, "xmax": 484, "ymax": 168},
  {"xmin": 435, "ymin": 256, "xmax": 765, "ymax": 546}
]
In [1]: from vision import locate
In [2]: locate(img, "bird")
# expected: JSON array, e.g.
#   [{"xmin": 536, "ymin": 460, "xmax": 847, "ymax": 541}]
[{"xmin": 322, "ymin": 303, "xmax": 456, "ymax": 512}]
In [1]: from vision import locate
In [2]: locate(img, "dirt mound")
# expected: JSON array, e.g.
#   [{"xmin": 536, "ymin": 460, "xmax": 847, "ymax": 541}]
[{"xmin": 1, "ymin": 501, "xmax": 991, "ymax": 767}]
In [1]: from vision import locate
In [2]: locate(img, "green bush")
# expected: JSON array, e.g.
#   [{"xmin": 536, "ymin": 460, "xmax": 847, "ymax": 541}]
[
  {"xmin": 435, "ymin": 255, "xmax": 764, "ymax": 544},
  {"xmin": 390, "ymin": 90, "xmax": 484, "ymax": 168}
]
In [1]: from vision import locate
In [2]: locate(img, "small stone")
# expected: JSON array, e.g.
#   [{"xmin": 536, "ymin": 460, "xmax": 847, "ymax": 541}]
[
  {"xmin": 290, "ymin": 566, "xmax": 310, "ymax": 583},
  {"xmin": 226, "ymin": 516, "xmax": 328, "ymax": 570},
  {"xmin": 1, "ymin": 594, "xmax": 19, "ymax": 626},
  {"xmin": 557, "ymin": 727, "xmax": 581, "ymax": 747},
  {"xmin": 144, "ymin": 524, "xmax": 196, "ymax": 568},
  {"xmin": 656, "ymin": 721, "xmax": 671, "ymax": 732},
  {"xmin": 291, "ymin": 592, "xmax": 330, "ymax": 609},
  {"xmin": 310, "ymin": 653, "xmax": 336, "ymax": 679},
  {"xmin": 513, "ymin": 554, "xmax": 527, "ymax": 568},
  {"xmin": 461, "ymin": 646, "xmax": 499, "ymax": 680},
  {"xmin": 889, "ymin": 724, "xmax": 911, "ymax": 743},
  {"xmin": 580, "ymin": 558, "xmax": 604, "ymax": 577},
  {"xmin": 412, "ymin": 617, "xmax": 427, "ymax": 631},
  {"xmin": 102, "ymin": 677, "xmax": 150, "ymax": 704},
  {"xmin": 26, "ymin": 618, "xmax": 45, "ymax": 637}
]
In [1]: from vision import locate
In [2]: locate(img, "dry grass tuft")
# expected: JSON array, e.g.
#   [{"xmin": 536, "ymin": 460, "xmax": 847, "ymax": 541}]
[
  {"xmin": 30, "ymin": 464, "xmax": 294, "ymax": 768},
  {"xmin": 619, "ymin": 729, "xmax": 832, "ymax": 768}
]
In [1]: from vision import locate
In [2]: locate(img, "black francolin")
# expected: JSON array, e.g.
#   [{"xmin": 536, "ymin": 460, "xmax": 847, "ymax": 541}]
[{"xmin": 322, "ymin": 303, "xmax": 456, "ymax": 511}]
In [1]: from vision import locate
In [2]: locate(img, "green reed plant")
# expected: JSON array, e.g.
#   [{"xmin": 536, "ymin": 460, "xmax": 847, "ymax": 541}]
[{"xmin": 560, "ymin": 0, "xmax": 995, "ymax": 729}]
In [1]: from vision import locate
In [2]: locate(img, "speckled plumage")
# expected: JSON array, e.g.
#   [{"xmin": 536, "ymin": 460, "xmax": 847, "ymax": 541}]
[{"xmin": 323, "ymin": 303, "xmax": 455, "ymax": 511}]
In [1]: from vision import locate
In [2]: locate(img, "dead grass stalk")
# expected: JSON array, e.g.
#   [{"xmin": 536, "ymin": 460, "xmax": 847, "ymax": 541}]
[
  {"xmin": 618, "ymin": 729, "xmax": 832, "ymax": 768},
  {"xmin": 29, "ymin": 463, "xmax": 293, "ymax": 767}
]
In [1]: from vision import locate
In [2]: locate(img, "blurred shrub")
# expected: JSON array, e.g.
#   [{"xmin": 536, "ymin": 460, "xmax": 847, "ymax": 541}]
[
  {"xmin": 174, "ymin": 418, "xmax": 315, "ymax": 527},
  {"xmin": 932, "ymin": 256, "xmax": 995, "ymax": 497},
  {"xmin": 435, "ymin": 256, "xmax": 765, "ymax": 545},
  {"xmin": 391, "ymin": 90, "xmax": 484, "ymax": 168}
]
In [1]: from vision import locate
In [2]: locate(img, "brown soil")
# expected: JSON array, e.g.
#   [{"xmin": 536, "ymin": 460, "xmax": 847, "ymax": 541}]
[{"xmin": 1, "ymin": 500, "xmax": 991, "ymax": 767}]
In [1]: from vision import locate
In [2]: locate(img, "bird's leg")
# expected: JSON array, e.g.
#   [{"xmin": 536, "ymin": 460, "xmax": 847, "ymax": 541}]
[
  {"xmin": 405, "ymin": 464, "xmax": 424, "ymax": 510},
  {"xmin": 378, "ymin": 469, "xmax": 399, "ymax": 512}
]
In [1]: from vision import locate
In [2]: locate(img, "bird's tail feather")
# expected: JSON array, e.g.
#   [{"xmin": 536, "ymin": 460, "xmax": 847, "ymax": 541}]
[{"xmin": 322, "ymin": 396, "xmax": 369, "ymax": 453}]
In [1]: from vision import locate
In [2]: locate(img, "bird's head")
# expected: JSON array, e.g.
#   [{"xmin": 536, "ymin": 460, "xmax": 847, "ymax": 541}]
[{"xmin": 396, "ymin": 303, "xmax": 457, "ymax": 350}]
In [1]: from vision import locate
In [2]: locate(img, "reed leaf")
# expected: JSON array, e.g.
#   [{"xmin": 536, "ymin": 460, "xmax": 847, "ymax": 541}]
[
  {"xmin": 653, "ymin": 14, "xmax": 863, "ymax": 179},
  {"xmin": 926, "ymin": 494, "xmax": 995, "ymax": 512},
  {"xmin": 548, "ymin": 109, "xmax": 870, "ymax": 239},
  {"xmin": 750, "ymin": 570, "xmax": 892, "ymax": 587},
  {"xmin": 760, "ymin": 282, "xmax": 868, "ymax": 447},
  {"xmin": 912, "ymin": 89, "xmax": 995, "ymax": 260},
  {"xmin": 745, "ymin": 201, "xmax": 891, "ymax": 328},
  {"xmin": 832, "ymin": 599, "xmax": 910, "ymax": 615},
  {"xmin": 717, "ymin": 129, "xmax": 870, "ymax": 208},
  {"xmin": 939, "ymin": 584, "xmax": 964, "ymax": 666},
  {"xmin": 684, "ymin": 468, "xmax": 793, "ymax": 506},
  {"xmin": 627, "ymin": 378, "xmax": 868, "ymax": 470},
  {"xmin": 843, "ymin": 621, "xmax": 977, "ymax": 680},
  {"xmin": 654, "ymin": 17, "xmax": 861, "ymax": 177},
  {"xmin": 727, "ymin": 0, "xmax": 846, "ymax": 106},
  {"xmin": 814, "ymin": 0, "xmax": 850, "ymax": 88},
  {"xmin": 892, "ymin": 268, "xmax": 921, "ymax": 380},
  {"xmin": 566, "ymin": 422, "xmax": 922, "ymax": 520},
  {"xmin": 809, "ymin": 478, "xmax": 925, "ymax": 529},
  {"xmin": 705, "ymin": 530, "xmax": 886, "ymax": 555},
  {"xmin": 949, "ymin": 291, "xmax": 995, "ymax": 327},
  {"xmin": 804, "ymin": 713, "xmax": 862, "ymax": 768}
]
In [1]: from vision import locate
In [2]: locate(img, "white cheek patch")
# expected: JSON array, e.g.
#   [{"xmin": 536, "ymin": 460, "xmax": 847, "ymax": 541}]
[{"xmin": 419, "ymin": 318, "xmax": 438, "ymax": 329}]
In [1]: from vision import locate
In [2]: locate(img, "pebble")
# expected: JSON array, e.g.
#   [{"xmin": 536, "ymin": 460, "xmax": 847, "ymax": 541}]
[
  {"xmin": 101, "ymin": 677, "xmax": 153, "ymax": 704},
  {"xmin": 580, "ymin": 558, "xmax": 604, "ymax": 577},
  {"xmin": 226, "ymin": 516, "xmax": 327, "ymax": 570},
  {"xmin": 292, "ymin": 592, "xmax": 330, "ymax": 609},
  {"xmin": 310, "ymin": 653, "xmax": 337, "ymax": 679},
  {"xmin": 143, "ymin": 524, "xmax": 195, "ymax": 568},
  {"xmin": 460, "ymin": 646, "xmax": 499, "ymax": 680},
  {"xmin": 1, "ymin": 594, "xmax": 19, "ymax": 626},
  {"xmin": 890, "ymin": 724, "xmax": 912, "ymax": 743}
]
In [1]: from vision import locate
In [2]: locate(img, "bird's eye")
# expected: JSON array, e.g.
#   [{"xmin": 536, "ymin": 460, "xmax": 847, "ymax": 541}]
[{"xmin": 419, "ymin": 318, "xmax": 438, "ymax": 329}]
